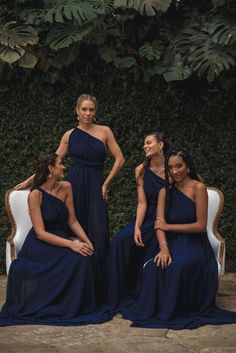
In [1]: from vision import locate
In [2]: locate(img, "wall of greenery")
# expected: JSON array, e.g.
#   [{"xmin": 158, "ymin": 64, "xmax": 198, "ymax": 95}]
[{"xmin": 0, "ymin": 74, "xmax": 235, "ymax": 274}]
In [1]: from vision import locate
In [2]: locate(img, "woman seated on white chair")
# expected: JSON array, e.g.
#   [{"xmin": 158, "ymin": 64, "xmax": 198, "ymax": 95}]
[
  {"xmin": 121, "ymin": 148, "xmax": 236, "ymax": 329},
  {"xmin": 0, "ymin": 153, "xmax": 105, "ymax": 326}
]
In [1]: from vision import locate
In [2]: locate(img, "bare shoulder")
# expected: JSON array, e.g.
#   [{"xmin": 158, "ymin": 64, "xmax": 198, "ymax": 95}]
[
  {"xmin": 28, "ymin": 189, "xmax": 41, "ymax": 203},
  {"xmin": 135, "ymin": 163, "xmax": 144, "ymax": 179},
  {"xmin": 192, "ymin": 180, "xmax": 207, "ymax": 194},
  {"xmin": 96, "ymin": 125, "xmax": 112, "ymax": 135},
  {"xmin": 61, "ymin": 128, "xmax": 74, "ymax": 142},
  {"xmin": 135, "ymin": 163, "xmax": 143, "ymax": 174},
  {"xmin": 59, "ymin": 180, "xmax": 72, "ymax": 192}
]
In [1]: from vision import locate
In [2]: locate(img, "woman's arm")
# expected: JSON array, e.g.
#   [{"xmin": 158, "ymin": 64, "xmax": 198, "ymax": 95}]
[
  {"xmin": 102, "ymin": 127, "xmax": 125, "ymax": 200},
  {"xmin": 133, "ymin": 165, "xmax": 147, "ymax": 247},
  {"xmin": 14, "ymin": 174, "xmax": 35, "ymax": 189},
  {"xmin": 156, "ymin": 183, "xmax": 208, "ymax": 233},
  {"xmin": 55, "ymin": 129, "xmax": 73, "ymax": 158},
  {"xmin": 15, "ymin": 130, "xmax": 72, "ymax": 189},
  {"xmin": 154, "ymin": 188, "xmax": 172, "ymax": 268},
  {"xmin": 29, "ymin": 189, "xmax": 93, "ymax": 256}
]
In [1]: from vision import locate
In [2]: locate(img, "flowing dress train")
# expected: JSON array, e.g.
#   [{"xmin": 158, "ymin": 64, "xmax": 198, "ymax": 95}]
[{"xmin": 102, "ymin": 168, "xmax": 165, "ymax": 316}]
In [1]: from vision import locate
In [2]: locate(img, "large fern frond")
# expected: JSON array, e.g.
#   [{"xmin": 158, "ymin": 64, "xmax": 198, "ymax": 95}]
[{"xmin": 114, "ymin": 0, "xmax": 172, "ymax": 16}]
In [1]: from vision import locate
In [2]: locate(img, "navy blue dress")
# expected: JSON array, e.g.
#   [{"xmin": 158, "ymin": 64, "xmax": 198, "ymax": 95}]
[
  {"xmin": 102, "ymin": 168, "xmax": 165, "ymax": 315},
  {"xmin": 121, "ymin": 185, "xmax": 236, "ymax": 329},
  {"xmin": 0, "ymin": 188, "xmax": 105, "ymax": 326},
  {"xmin": 66, "ymin": 128, "xmax": 109, "ymax": 264}
]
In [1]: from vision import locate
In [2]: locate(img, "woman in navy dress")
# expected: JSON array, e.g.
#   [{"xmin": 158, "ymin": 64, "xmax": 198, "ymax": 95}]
[
  {"xmin": 15, "ymin": 94, "xmax": 125, "ymax": 265},
  {"xmin": 0, "ymin": 153, "xmax": 106, "ymax": 326},
  {"xmin": 121, "ymin": 149, "xmax": 236, "ymax": 329},
  {"xmin": 102, "ymin": 132, "xmax": 171, "ymax": 315}
]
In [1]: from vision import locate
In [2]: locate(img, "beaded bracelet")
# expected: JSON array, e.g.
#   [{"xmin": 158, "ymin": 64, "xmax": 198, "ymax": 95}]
[
  {"xmin": 159, "ymin": 240, "xmax": 168, "ymax": 247},
  {"xmin": 155, "ymin": 217, "xmax": 166, "ymax": 222}
]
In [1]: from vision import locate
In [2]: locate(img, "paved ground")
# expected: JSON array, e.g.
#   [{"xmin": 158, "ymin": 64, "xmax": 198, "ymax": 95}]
[{"xmin": 0, "ymin": 274, "xmax": 236, "ymax": 353}]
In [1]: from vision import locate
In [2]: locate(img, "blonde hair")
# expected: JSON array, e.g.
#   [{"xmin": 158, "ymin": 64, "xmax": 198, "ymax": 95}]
[{"xmin": 76, "ymin": 94, "xmax": 97, "ymax": 110}]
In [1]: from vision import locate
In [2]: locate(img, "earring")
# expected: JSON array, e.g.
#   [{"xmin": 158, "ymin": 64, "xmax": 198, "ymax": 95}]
[
  {"xmin": 159, "ymin": 148, "xmax": 163, "ymax": 154},
  {"xmin": 187, "ymin": 168, "xmax": 190, "ymax": 173},
  {"xmin": 93, "ymin": 117, "xmax": 96, "ymax": 123},
  {"xmin": 77, "ymin": 116, "xmax": 80, "ymax": 122},
  {"xmin": 48, "ymin": 173, "xmax": 52, "ymax": 178}
]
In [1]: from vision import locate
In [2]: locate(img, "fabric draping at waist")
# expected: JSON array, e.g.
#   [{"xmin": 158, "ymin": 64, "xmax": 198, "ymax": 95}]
[{"xmin": 72, "ymin": 158, "xmax": 104, "ymax": 170}]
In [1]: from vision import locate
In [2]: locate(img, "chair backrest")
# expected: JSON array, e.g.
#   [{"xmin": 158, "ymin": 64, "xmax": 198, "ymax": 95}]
[
  {"xmin": 5, "ymin": 189, "xmax": 32, "ymax": 274},
  {"xmin": 206, "ymin": 187, "xmax": 225, "ymax": 276}
]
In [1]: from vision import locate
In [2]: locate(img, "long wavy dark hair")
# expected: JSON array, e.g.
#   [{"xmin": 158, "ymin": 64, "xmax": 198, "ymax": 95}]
[
  {"xmin": 164, "ymin": 148, "xmax": 201, "ymax": 220},
  {"xmin": 140, "ymin": 131, "xmax": 172, "ymax": 177},
  {"xmin": 33, "ymin": 153, "xmax": 58, "ymax": 187}
]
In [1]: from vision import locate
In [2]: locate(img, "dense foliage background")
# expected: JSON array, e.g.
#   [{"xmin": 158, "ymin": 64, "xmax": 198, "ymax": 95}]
[
  {"xmin": 0, "ymin": 1, "xmax": 236, "ymax": 273},
  {"xmin": 0, "ymin": 75, "xmax": 236, "ymax": 273}
]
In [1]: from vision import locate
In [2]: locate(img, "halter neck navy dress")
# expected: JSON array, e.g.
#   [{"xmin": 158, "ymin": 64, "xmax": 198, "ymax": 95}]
[
  {"xmin": 0, "ymin": 188, "xmax": 105, "ymax": 326},
  {"xmin": 121, "ymin": 185, "xmax": 236, "ymax": 329},
  {"xmin": 101, "ymin": 167, "xmax": 165, "ymax": 316},
  {"xmin": 66, "ymin": 128, "xmax": 109, "ymax": 265}
]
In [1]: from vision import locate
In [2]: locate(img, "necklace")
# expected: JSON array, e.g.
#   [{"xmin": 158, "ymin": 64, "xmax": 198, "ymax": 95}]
[{"xmin": 149, "ymin": 164, "xmax": 164, "ymax": 175}]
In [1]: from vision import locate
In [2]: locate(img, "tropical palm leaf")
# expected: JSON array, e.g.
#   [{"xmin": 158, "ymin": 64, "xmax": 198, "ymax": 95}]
[
  {"xmin": 87, "ymin": 0, "xmax": 114, "ymax": 14},
  {"xmin": 0, "ymin": 21, "xmax": 38, "ymax": 64},
  {"xmin": 139, "ymin": 40, "xmax": 165, "ymax": 60},
  {"xmin": 210, "ymin": 18, "xmax": 236, "ymax": 46},
  {"xmin": 23, "ymin": 0, "xmax": 98, "ymax": 26},
  {"xmin": 85, "ymin": 25, "xmax": 120, "ymax": 45},
  {"xmin": 189, "ymin": 42, "xmax": 235, "ymax": 81},
  {"xmin": 114, "ymin": 0, "xmax": 172, "ymax": 15},
  {"xmin": 46, "ymin": 23, "xmax": 93, "ymax": 50},
  {"xmin": 174, "ymin": 17, "xmax": 236, "ymax": 81}
]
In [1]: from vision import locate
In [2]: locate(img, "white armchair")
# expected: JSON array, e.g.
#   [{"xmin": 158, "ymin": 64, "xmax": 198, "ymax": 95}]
[
  {"xmin": 5, "ymin": 189, "xmax": 31, "ymax": 275},
  {"xmin": 4, "ymin": 187, "xmax": 226, "ymax": 276},
  {"xmin": 206, "ymin": 187, "xmax": 225, "ymax": 276}
]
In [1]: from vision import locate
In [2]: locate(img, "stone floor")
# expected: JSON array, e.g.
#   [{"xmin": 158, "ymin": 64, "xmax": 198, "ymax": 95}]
[{"xmin": 0, "ymin": 274, "xmax": 236, "ymax": 353}]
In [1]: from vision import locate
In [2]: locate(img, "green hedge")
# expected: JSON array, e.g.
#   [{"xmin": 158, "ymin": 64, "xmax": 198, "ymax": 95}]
[{"xmin": 0, "ymin": 79, "xmax": 235, "ymax": 273}]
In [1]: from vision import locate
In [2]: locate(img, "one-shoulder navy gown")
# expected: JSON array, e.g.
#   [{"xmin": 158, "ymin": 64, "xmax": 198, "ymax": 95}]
[
  {"xmin": 121, "ymin": 185, "xmax": 236, "ymax": 329},
  {"xmin": 0, "ymin": 188, "xmax": 105, "ymax": 326},
  {"xmin": 66, "ymin": 128, "xmax": 109, "ymax": 264},
  {"xmin": 102, "ymin": 168, "xmax": 165, "ymax": 315}
]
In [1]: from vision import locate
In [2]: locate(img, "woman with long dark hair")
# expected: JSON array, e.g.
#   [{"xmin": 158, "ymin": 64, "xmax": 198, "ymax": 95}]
[
  {"xmin": 0, "ymin": 154, "xmax": 105, "ymax": 326},
  {"xmin": 121, "ymin": 149, "xmax": 236, "ymax": 329},
  {"xmin": 102, "ymin": 132, "xmax": 171, "ymax": 316}
]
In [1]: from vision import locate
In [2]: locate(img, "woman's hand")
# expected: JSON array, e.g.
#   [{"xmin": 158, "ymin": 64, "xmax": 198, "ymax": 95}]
[
  {"xmin": 134, "ymin": 226, "xmax": 144, "ymax": 247},
  {"xmin": 102, "ymin": 183, "xmax": 108, "ymax": 201},
  {"xmin": 69, "ymin": 241, "xmax": 94, "ymax": 256},
  {"xmin": 87, "ymin": 240, "xmax": 94, "ymax": 252},
  {"xmin": 154, "ymin": 248, "xmax": 172, "ymax": 269},
  {"xmin": 155, "ymin": 218, "xmax": 169, "ymax": 231},
  {"xmin": 14, "ymin": 180, "xmax": 30, "ymax": 190}
]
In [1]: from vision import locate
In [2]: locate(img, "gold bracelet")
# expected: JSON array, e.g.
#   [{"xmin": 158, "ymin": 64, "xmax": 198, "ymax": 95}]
[
  {"xmin": 155, "ymin": 217, "xmax": 166, "ymax": 222},
  {"xmin": 159, "ymin": 240, "xmax": 168, "ymax": 247}
]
